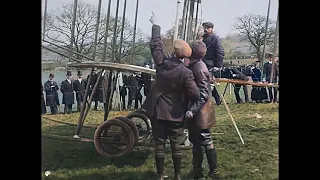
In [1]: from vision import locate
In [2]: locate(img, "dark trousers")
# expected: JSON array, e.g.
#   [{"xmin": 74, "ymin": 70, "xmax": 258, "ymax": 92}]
[
  {"xmin": 152, "ymin": 119, "xmax": 184, "ymax": 177},
  {"xmin": 50, "ymin": 105, "xmax": 58, "ymax": 115},
  {"xmin": 77, "ymin": 101, "xmax": 83, "ymax": 112},
  {"xmin": 63, "ymin": 104, "xmax": 72, "ymax": 114},
  {"xmin": 267, "ymin": 87, "xmax": 278, "ymax": 102},
  {"xmin": 120, "ymin": 95, "xmax": 126, "ymax": 110},
  {"xmin": 128, "ymin": 96, "xmax": 142, "ymax": 109},
  {"xmin": 234, "ymin": 84, "xmax": 249, "ymax": 103},
  {"xmin": 212, "ymin": 86, "xmax": 221, "ymax": 105}
]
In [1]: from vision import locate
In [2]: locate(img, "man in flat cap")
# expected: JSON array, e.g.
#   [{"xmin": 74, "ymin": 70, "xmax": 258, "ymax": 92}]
[
  {"xmin": 185, "ymin": 40, "xmax": 219, "ymax": 179},
  {"xmin": 73, "ymin": 71, "xmax": 86, "ymax": 112},
  {"xmin": 44, "ymin": 73, "xmax": 60, "ymax": 114},
  {"xmin": 61, "ymin": 70, "xmax": 75, "ymax": 114},
  {"xmin": 201, "ymin": 22, "xmax": 225, "ymax": 106},
  {"xmin": 263, "ymin": 53, "xmax": 279, "ymax": 103},
  {"xmin": 142, "ymin": 12, "xmax": 200, "ymax": 180}
]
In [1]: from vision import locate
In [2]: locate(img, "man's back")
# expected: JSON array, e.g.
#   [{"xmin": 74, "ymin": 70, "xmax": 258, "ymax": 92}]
[
  {"xmin": 155, "ymin": 57, "xmax": 198, "ymax": 122},
  {"xmin": 202, "ymin": 33, "xmax": 224, "ymax": 68}
]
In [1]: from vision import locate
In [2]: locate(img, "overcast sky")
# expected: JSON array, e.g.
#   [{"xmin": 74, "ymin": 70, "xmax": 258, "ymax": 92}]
[{"xmin": 42, "ymin": 0, "xmax": 278, "ymax": 38}]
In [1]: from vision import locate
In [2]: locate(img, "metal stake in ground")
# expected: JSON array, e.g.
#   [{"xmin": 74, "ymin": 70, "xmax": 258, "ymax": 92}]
[{"xmin": 214, "ymin": 82, "xmax": 245, "ymax": 144}]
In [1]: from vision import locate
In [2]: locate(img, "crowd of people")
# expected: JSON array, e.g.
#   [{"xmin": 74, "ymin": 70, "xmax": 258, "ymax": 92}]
[{"xmin": 41, "ymin": 13, "xmax": 279, "ymax": 180}]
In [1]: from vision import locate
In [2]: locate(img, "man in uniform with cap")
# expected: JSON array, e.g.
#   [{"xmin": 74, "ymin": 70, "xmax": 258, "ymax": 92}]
[
  {"xmin": 142, "ymin": 13, "xmax": 200, "ymax": 180},
  {"xmin": 61, "ymin": 70, "xmax": 75, "ymax": 114},
  {"xmin": 185, "ymin": 40, "xmax": 219, "ymax": 179},
  {"xmin": 201, "ymin": 22, "xmax": 225, "ymax": 106},
  {"xmin": 73, "ymin": 71, "xmax": 86, "ymax": 112},
  {"xmin": 44, "ymin": 73, "xmax": 60, "ymax": 114},
  {"xmin": 263, "ymin": 53, "xmax": 279, "ymax": 103}
]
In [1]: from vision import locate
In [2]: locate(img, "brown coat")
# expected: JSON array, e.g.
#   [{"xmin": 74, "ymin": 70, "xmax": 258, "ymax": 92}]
[
  {"xmin": 187, "ymin": 59, "xmax": 216, "ymax": 130},
  {"xmin": 141, "ymin": 24, "xmax": 200, "ymax": 122}
]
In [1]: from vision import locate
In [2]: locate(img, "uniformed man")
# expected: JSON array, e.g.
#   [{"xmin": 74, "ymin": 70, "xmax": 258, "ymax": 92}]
[
  {"xmin": 73, "ymin": 71, "xmax": 86, "ymax": 112},
  {"xmin": 201, "ymin": 22, "xmax": 225, "ymax": 105},
  {"xmin": 251, "ymin": 61, "xmax": 268, "ymax": 103},
  {"xmin": 61, "ymin": 70, "xmax": 75, "ymax": 114},
  {"xmin": 44, "ymin": 73, "xmax": 60, "ymax": 114},
  {"xmin": 263, "ymin": 53, "xmax": 279, "ymax": 103},
  {"xmin": 41, "ymin": 83, "xmax": 47, "ymax": 115}
]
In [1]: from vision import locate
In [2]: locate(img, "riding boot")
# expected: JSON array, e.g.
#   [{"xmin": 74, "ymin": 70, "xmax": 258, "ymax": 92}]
[
  {"xmin": 205, "ymin": 147, "xmax": 219, "ymax": 179},
  {"xmin": 171, "ymin": 143, "xmax": 182, "ymax": 180},
  {"xmin": 192, "ymin": 146, "xmax": 204, "ymax": 179}
]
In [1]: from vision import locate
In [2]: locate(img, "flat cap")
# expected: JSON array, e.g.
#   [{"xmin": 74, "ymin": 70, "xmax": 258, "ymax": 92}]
[
  {"xmin": 202, "ymin": 22, "xmax": 214, "ymax": 28},
  {"xmin": 189, "ymin": 40, "xmax": 207, "ymax": 59},
  {"xmin": 173, "ymin": 39, "xmax": 192, "ymax": 58}
]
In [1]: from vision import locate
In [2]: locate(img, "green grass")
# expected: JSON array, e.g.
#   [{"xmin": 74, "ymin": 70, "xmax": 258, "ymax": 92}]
[{"xmin": 42, "ymin": 85, "xmax": 278, "ymax": 180}]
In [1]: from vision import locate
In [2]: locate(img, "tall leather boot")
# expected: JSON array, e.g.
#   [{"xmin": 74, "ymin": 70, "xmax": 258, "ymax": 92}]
[
  {"xmin": 192, "ymin": 146, "xmax": 204, "ymax": 180},
  {"xmin": 155, "ymin": 144, "xmax": 165, "ymax": 180},
  {"xmin": 205, "ymin": 146, "xmax": 218, "ymax": 179},
  {"xmin": 171, "ymin": 143, "xmax": 182, "ymax": 180}
]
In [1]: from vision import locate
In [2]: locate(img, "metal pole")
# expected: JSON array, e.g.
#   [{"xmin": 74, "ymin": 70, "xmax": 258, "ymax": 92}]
[
  {"xmin": 270, "ymin": 5, "xmax": 279, "ymax": 85},
  {"xmin": 102, "ymin": 0, "xmax": 112, "ymax": 62},
  {"xmin": 193, "ymin": 0, "xmax": 200, "ymax": 40},
  {"xmin": 173, "ymin": 0, "xmax": 181, "ymax": 40},
  {"xmin": 131, "ymin": 0, "xmax": 140, "ymax": 64},
  {"xmin": 68, "ymin": 0, "xmax": 78, "ymax": 67},
  {"xmin": 118, "ymin": 0, "xmax": 127, "ymax": 63},
  {"xmin": 183, "ymin": 0, "xmax": 190, "ymax": 40},
  {"xmin": 91, "ymin": 0, "xmax": 103, "ymax": 61},
  {"xmin": 187, "ymin": 0, "xmax": 195, "ymax": 41},
  {"xmin": 42, "ymin": 0, "xmax": 48, "ymax": 40},
  {"xmin": 111, "ymin": 0, "xmax": 121, "ymax": 63},
  {"xmin": 261, "ymin": 0, "xmax": 271, "ymax": 65},
  {"xmin": 180, "ymin": 0, "xmax": 188, "ymax": 40}
]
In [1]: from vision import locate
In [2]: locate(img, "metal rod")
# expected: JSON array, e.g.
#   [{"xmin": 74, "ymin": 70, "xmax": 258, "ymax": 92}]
[
  {"xmin": 43, "ymin": 39, "xmax": 91, "ymax": 61},
  {"xmin": 184, "ymin": 0, "xmax": 190, "ymax": 40},
  {"xmin": 111, "ymin": 0, "xmax": 121, "ymax": 63},
  {"xmin": 68, "ymin": 0, "xmax": 78, "ymax": 67},
  {"xmin": 118, "ymin": 0, "xmax": 127, "ymax": 63},
  {"xmin": 42, "ymin": 0, "xmax": 48, "ymax": 40},
  {"xmin": 91, "ymin": 0, "xmax": 103, "ymax": 61},
  {"xmin": 131, "ymin": 0, "xmax": 140, "ymax": 64},
  {"xmin": 181, "ymin": 0, "xmax": 188, "ymax": 40},
  {"xmin": 187, "ymin": 0, "xmax": 195, "ymax": 41},
  {"xmin": 193, "ymin": 0, "xmax": 200, "ymax": 40},
  {"xmin": 261, "ymin": 0, "xmax": 271, "ymax": 65},
  {"xmin": 173, "ymin": 0, "xmax": 181, "ymax": 40},
  {"xmin": 102, "ymin": 0, "xmax": 112, "ymax": 62},
  {"xmin": 41, "ymin": 44, "xmax": 82, "ymax": 63}
]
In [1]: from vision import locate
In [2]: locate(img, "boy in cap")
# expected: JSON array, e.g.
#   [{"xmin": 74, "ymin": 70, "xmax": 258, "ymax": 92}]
[
  {"xmin": 185, "ymin": 40, "xmax": 219, "ymax": 179},
  {"xmin": 263, "ymin": 53, "xmax": 279, "ymax": 102},
  {"xmin": 61, "ymin": 70, "xmax": 75, "ymax": 114},
  {"xmin": 43, "ymin": 73, "xmax": 60, "ymax": 114},
  {"xmin": 142, "ymin": 12, "xmax": 200, "ymax": 180}
]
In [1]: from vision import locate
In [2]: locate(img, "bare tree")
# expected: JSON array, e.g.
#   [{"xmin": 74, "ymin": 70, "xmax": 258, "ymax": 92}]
[
  {"xmin": 233, "ymin": 14, "xmax": 275, "ymax": 62},
  {"xmin": 45, "ymin": 1, "xmax": 147, "ymax": 63}
]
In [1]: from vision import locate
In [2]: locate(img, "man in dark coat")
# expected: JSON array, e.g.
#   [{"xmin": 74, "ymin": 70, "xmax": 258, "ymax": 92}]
[
  {"xmin": 73, "ymin": 71, "xmax": 86, "ymax": 112},
  {"xmin": 263, "ymin": 53, "xmax": 279, "ymax": 102},
  {"xmin": 229, "ymin": 67, "xmax": 250, "ymax": 104},
  {"xmin": 120, "ymin": 74, "xmax": 128, "ymax": 110},
  {"xmin": 41, "ymin": 83, "xmax": 47, "ymax": 115},
  {"xmin": 126, "ymin": 73, "xmax": 140, "ymax": 109},
  {"xmin": 44, "ymin": 73, "xmax": 60, "ymax": 114},
  {"xmin": 201, "ymin": 22, "xmax": 225, "ymax": 105},
  {"xmin": 185, "ymin": 40, "xmax": 218, "ymax": 179},
  {"xmin": 251, "ymin": 61, "xmax": 268, "ymax": 103},
  {"xmin": 87, "ymin": 68, "xmax": 103, "ymax": 110},
  {"xmin": 61, "ymin": 70, "xmax": 75, "ymax": 114},
  {"xmin": 142, "ymin": 15, "xmax": 200, "ymax": 180}
]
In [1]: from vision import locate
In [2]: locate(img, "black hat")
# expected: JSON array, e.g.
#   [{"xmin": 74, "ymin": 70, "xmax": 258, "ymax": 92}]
[
  {"xmin": 77, "ymin": 70, "xmax": 82, "ymax": 76},
  {"xmin": 267, "ymin": 52, "xmax": 276, "ymax": 58},
  {"xmin": 49, "ymin": 73, "xmax": 54, "ymax": 78},
  {"xmin": 66, "ymin": 70, "xmax": 72, "ymax": 76},
  {"xmin": 202, "ymin": 22, "xmax": 214, "ymax": 28}
]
